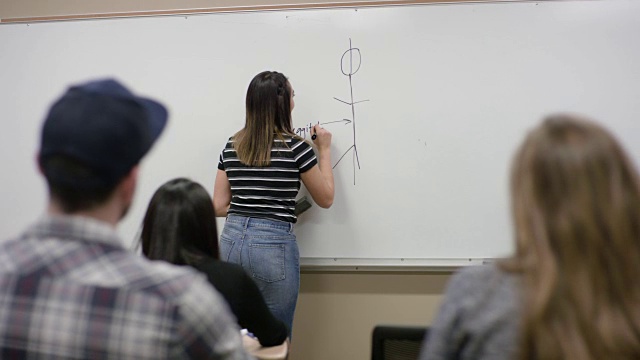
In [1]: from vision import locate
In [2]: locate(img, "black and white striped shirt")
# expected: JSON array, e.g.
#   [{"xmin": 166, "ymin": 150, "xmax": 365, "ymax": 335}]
[{"xmin": 218, "ymin": 135, "xmax": 318, "ymax": 223}]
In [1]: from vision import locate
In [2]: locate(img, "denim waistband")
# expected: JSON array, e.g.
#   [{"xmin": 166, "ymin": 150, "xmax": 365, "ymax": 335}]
[{"xmin": 226, "ymin": 215, "xmax": 294, "ymax": 233}]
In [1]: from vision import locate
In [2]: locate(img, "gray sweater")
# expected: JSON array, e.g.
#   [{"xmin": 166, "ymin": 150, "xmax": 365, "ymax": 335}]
[{"xmin": 420, "ymin": 264, "xmax": 521, "ymax": 360}]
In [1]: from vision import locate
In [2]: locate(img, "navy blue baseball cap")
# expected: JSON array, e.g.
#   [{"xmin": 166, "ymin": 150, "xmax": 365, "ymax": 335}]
[{"xmin": 39, "ymin": 78, "xmax": 168, "ymax": 189}]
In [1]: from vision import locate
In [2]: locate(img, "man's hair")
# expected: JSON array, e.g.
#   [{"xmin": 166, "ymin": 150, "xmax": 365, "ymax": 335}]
[{"xmin": 43, "ymin": 156, "xmax": 119, "ymax": 213}]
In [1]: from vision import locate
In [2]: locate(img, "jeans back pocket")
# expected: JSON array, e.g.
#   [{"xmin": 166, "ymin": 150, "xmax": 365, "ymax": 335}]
[{"xmin": 248, "ymin": 243, "xmax": 286, "ymax": 283}]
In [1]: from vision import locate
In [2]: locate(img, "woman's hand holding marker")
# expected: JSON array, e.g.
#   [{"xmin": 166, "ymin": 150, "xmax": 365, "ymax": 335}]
[
  {"xmin": 306, "ymin": 123, "xmax": 334, "ymax": 208},
  {"xmin": 311, "ymin": 124, "xmax": 332, "ymax": 149}
]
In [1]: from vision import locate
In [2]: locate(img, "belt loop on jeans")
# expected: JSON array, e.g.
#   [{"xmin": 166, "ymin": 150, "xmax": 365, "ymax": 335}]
[
  {"xmin": 289, "ymin": 222, "xmax": 294, "ymax": 234},
  {"xmin": 243, "ymin": 217, "xmax": 250, "ymax": 231}
]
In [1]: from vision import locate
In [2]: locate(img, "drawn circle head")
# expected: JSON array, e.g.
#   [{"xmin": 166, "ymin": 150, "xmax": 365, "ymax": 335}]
[{"xmin": 341, "ymin": 47, "xmax": 362, "ymax": 76}]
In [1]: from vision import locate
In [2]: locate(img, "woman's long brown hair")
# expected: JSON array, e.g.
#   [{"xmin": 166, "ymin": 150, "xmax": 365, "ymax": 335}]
[
  {"xmin": 501, "ymin": 114, "xmax": 640, "ymax": 360},
  {"xmin": 234, "ymin": 71, "xmax": 296, "ymax": 166}
]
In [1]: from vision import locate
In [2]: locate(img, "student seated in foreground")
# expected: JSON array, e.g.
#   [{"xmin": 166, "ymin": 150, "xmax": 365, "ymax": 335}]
[
  {"xmin": 140, "ymin": 178, "xmax": 289, "ymax": 347},
  {"xmin": 0, "ymin": 79, "xmax": 250, "ymax": 359},
  {"xmin": 421, "ymin": 114, "xmax": 640, "ymax": 360}
]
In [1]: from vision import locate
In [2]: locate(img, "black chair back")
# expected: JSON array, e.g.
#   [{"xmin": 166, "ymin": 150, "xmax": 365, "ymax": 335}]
[{"xmin": 371, "ymin": 325, "xmax": 428, "ymax": 360}]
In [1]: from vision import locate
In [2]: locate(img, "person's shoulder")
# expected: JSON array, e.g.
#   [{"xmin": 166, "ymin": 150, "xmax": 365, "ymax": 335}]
[
  {"xmin": 0, "ymin": 236, "xmax": 23, "ymax": 254},
  {"xmin": 452, "ymin": 263, "xmax": 508, "ymax": 284},
  {"xmin": 446, "ymin": 264, "xmax": 519, "ymax": 314},
  {"xmin": 0, "ymin": 238, "xmax": 26, "ymax": 273},
  {"xmin": 120, "ymin": 256, "xmax": 215, "ymax": 300},
  {"xmin": 140, "ymin": 257, "xmax": 200, "ymax": 278},
  {"xmin": 447, "ymin": 264, "xmax": 515, "ymax": 299},
  {"xmin": 141, "ymin": 260, "xmax": 235, "ymax": 321}
]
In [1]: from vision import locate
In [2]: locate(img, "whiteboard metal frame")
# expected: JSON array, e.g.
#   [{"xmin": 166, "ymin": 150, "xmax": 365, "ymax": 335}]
[
  {"xmin": 301, "ymin": 257, "xmax": 492, "ymax": 271},
  {"xmin": 1, "ymin": 0, "xmax": 586, "ymax": 24}
]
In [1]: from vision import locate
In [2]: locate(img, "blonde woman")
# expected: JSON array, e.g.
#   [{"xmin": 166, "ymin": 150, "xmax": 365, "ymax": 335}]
[{"xmin": 421, "ymin": 114, "xmax": 640, "ymax": 360}]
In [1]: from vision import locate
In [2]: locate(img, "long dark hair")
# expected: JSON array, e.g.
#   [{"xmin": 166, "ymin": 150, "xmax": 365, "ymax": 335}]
[
  {"xmin": 501, "ymin": 114, "xmax": 640, "ymax": 359},
  {"xmin": 140, "ymin": 178, "xmax": 220, "ymax": 266},
  {"xmin": 233, "ymin": 71, "xmax": 295, "ymax": 166}
]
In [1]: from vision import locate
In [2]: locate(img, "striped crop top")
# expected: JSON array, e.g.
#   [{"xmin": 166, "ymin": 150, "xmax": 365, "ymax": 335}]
[{"xmin": 217, "ymin": 134, "xmax": 318, "ymax": 223}]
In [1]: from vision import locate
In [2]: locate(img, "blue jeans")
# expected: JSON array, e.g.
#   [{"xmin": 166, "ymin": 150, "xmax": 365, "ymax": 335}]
[{"xmin": 219, "ymin": 215, "xmax": 299, "ymax": 337}]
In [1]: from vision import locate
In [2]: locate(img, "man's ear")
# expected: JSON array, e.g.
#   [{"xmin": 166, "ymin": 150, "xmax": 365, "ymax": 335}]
[
  {"xmin": 119, "ymin": 166, "xmax": 139, "ymax": 205},
  {"xmin": 36, "ymin": 153, "xmax": 44, "ymax": 175}
]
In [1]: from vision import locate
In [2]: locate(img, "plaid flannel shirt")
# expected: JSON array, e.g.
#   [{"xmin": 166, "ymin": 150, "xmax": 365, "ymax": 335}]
[{"xmin": 0, "ymin": 215, "xmax": 253, "ymax": 360}]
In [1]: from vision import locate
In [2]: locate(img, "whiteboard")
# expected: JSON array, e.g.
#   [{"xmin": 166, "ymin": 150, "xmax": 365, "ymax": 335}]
[{"xmin": 1, "ymin": 0, "xmax": 640, "ymax": 269}]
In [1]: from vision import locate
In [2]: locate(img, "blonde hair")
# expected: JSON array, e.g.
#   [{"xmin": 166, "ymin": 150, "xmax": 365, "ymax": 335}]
[{"xmin": 501, "ymin": 114, "xmax": 640, "ymax": 360}]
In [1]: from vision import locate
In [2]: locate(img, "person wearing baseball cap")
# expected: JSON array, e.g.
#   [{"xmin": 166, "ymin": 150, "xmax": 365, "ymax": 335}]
[{"xmin": 0, "ymin": 79, "xmax": 252, "ymax": 359}]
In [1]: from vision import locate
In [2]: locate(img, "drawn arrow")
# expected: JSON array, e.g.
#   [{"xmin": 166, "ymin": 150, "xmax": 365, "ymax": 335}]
[{"xmin": 321, "ymin": 119, "xmax": 352, "ymax": 126}]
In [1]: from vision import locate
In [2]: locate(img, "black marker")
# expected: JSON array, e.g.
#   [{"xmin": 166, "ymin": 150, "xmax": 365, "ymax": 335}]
[{"xmin": 311, "ymin": 127, "xmax": 317, "ymax": 140}]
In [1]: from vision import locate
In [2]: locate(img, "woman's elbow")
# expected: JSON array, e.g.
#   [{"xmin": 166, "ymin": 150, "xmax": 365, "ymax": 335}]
[{"xmin": 317, "ymin": 196, "xmax": 334, "ymax": 209}]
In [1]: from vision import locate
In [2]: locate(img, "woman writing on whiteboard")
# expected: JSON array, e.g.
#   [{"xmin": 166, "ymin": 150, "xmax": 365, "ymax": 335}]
[
  {"xmin": 213, "ymin": 71, "xmax": 334, "ymax": 335},
  {"xmin": 139, "ymin": 178, "xmax": 288, "ymax": 347},
  {"xmin": 421, "ymin": 114, "xmax": 640, "ymax": 359}
]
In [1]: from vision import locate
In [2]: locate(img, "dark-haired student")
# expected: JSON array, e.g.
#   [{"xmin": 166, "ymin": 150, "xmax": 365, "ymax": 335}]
[
  {"xmin": 0, "ymin": 79, "xmax": 249, "ymax": 359},
  {"xmin": 140, "ymin": 178, "xmax": 289, "ymax": 347},
  {"xmin": 420, "ymin": 114, "xmax": 640, "ymax": 360}
]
